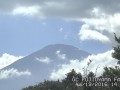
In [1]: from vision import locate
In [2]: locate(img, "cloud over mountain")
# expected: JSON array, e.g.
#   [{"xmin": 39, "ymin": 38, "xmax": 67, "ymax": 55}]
[
  {"xmin": 50, "ymin": 50, "xmax": 118, "ymax": 80},
  {"xmin": 0, "ymin": 68, "xmax": 31, "ymax": 79},
  {"xmin": 56, "ymin": 50, "xmax": 66, "ymax": 60},
  {"xmin": 35, "ymin": 57, "xmax": 51, "ymax": 64},
  {"xmin": 0, "ymin": 53, "xmax": 23, "ymax": 70}
]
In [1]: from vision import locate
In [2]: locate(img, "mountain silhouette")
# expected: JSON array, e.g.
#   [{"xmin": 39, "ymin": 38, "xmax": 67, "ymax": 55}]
[{"xmin": 0, "ymin": 44, "xmax": 90, "ymax": 90}]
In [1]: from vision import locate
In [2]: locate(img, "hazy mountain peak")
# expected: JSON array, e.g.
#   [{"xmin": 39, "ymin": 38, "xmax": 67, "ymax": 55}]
[{"xmin": 0, "ymin": 44, "xmax": 90, "ymax": 90}]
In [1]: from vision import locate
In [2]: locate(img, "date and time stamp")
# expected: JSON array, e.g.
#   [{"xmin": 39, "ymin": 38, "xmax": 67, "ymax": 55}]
[
  {"xmin": 72, "ymin": 76, "xmax": 120, "ymax": 87},
  {"xmin": 75, "ymin": 82, "xmax": 119, "ymax": 87}
]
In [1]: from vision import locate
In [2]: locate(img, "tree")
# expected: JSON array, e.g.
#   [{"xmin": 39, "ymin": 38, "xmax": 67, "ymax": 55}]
[
  {"xmin": 22, "ymin": 80, "xmax": 63, "ymax": 90},
  {"xmin": 112, "ymin": 33, "xmax": 120, "ymax": 64},
  {"xmin": 62, "ymin": 69, "xmax": 78, "ymax": 90},
  {"xmin": 103, "ymin": 33, "xmax": 120, "ymax": 90},
  {"xmin": 103, "ymin": 66, "xmax": 120, "ymax": 90}
]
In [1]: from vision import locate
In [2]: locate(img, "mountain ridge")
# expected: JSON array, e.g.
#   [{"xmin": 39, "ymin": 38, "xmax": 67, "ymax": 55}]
[{"xmin": 0, "ymin": 44, "xmax": 90, "ymax": 90}]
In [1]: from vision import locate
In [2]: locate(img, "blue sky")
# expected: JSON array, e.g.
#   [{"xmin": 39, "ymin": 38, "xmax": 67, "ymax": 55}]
[
  {"xmin": 0, "ymin": 0, "xmax": 120, "ymax": 87},
  {"xmin": 0, "ymin": 0, "xmax": 119, "ymax": 56},
  {"xmin": 0, "ymin": 15, "xmax": 112, "ymax": 56}
]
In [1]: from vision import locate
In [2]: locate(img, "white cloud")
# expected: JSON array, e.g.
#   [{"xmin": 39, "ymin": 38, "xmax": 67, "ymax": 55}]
[
  {"xmin": 35, "ymin": 57, "xmax": 51, "ymax": 64},
  {"xmin": 0, "ymin": 53, "xmax": 23, "ymax": 70},
  {"xmin": 56, "ymin": 50, "xmax": 66, "ymax": 60},
  {"xmin": 0, "ymin": 68, "xmax": 31, "ymax": 79},
  {"xmin": 79, "ymin": 25, "xmax": 110, "ymax": 43},
  {"xmin": 78, "ymin": 8, "xmax": 120, "ymax": 44},
  {"xmin": 50, "ymin": 50, "xmax": 118, "ymax": 80},
  {"xmin": 12, "ymin": 6, "xmax": 41, "ymax": 16}
]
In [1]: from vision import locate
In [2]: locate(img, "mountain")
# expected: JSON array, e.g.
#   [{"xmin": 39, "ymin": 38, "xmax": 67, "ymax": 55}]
[{"xmin": 0, "ymin": 44, "xmax": 90, "ymax": 90}]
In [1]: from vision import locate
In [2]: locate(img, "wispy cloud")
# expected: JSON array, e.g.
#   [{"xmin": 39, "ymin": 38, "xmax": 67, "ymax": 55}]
[
  {"xmin": 59, "ymin": 27, "xmax": 63, "ymax": 32},
  {"xmin": 50, "ymin": 50, "xmax": 118, "ymax": 80},
  {"xmin": 0, "ymin": 53, "xmax": 23, "ymax": 70},
  {"xmin": 56, "ymin": 50, "xmax": 66, "ymax": 60},
  {"xmin": 0, "ymin": 68, "xmax": 31, "ymax": 79},
  {"xmin": 35, "ymin": 57, "xmax": 51, "ymax": 64}
]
